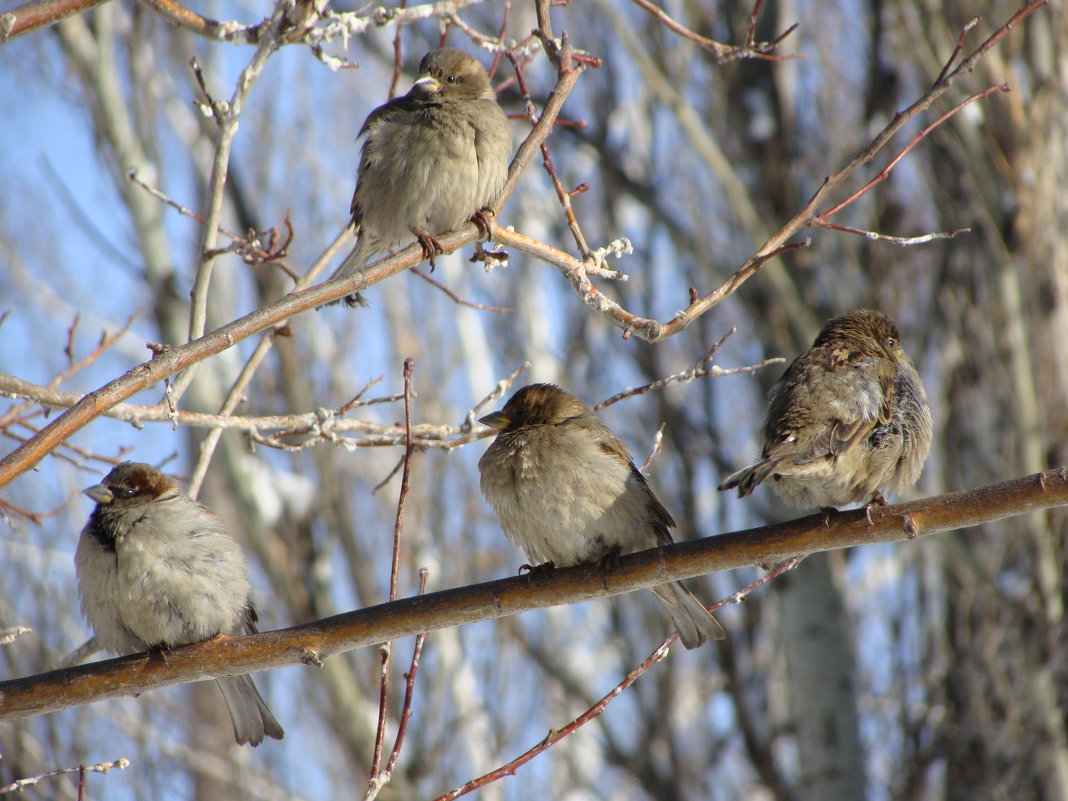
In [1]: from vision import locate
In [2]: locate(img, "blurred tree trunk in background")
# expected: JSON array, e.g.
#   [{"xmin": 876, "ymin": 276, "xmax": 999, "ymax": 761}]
[{"xmin": 777, "ymin": 554, "xmax": 866, "ymax": 801}]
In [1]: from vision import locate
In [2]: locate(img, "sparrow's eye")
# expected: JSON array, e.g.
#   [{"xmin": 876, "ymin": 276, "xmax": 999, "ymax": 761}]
[
  {"xmin": 446, "ymin": 75, "xmax": 463, "ymax": 84},
  {"xmin": 112, "ymin": 486, "xmax": 138, "ymax": 499},
  {"xmin": 886, "ymin": 337, "xmax": 898, "ymax": 349}
]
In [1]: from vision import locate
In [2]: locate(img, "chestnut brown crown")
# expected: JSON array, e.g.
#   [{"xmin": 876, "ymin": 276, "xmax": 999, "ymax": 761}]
[
  {"xmin": 479, "ymin": 383, "xmax": 590, "ymax": 432},
  {"xmin": 416, "ymin": 47, "xmax": 496, "ymax": 102},
  {"xmin": 83, "ymin": 462, "xmax": 180, "ymax": 509},
  {"xmin": 813, "ymin": 308, "xmax": 907, "ymax": 363}
]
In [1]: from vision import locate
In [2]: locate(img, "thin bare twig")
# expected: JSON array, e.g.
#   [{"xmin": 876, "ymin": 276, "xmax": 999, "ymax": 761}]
[
  {"xmin": 367, "ymin": 359, "xmax": 417, "ymax": 793},
  {"xmin": 2, "ymin": 0, "xmax": 494, "ymax": 45},
  {"xmin": 630, "ymin": 0, "xmax": 797, "ymax": 63},
  {"xmin": 387, "ymin": 0, "xmax": 408, "ymax": 99},
  {"xmin": 507, "ymin": 47, "xmax": 596, "ymax": 258},
  {"xmin": 720, "ymin": 555, "xmax": 805, "ymax": 607},
  {"xmin": 934, "ymin": 16, "xmax": 981, "ymax": 85},
  {"xmin": 639, "ymin": 423, "xmax": 666, "ymax": 473},
  {"xmin": 462, "ymin": 363, "xmax": 529, "ymax": 433},
  {"xmin": 128, "ymin": 169, "xmax": 297, "ymax": 276},
  {"xmin": 186, "ymin": 322, "xmax": 294, "ymax": 498},
  {"xmin": 816, "ymin": 84, "xmax": 1010, "ymax": 221},
  {"xmin": 0, "ymin": 315, "xmax": 137, "ymax": 434},
  {"xmin": 409, "ymin": 267, "xmax": 514, "ymax": 312},
  {"xmin": 592, "ymin": 336, "xmax": 783, "ymax": 410},
  {"xmin": 814, "ymin": 222, "xmax": 971, "ymax": 245},
  {"xmin": 391, "ymin": 358, "xmax": 416, "ymax": 603},
  {"xmin": 368, "ymin": 645, "xmax": 391, "ymax": 791},
  {"xmin": 433, "ymin": 640, "xmax": 672, "ymax": 800},
  {"xmin": 0, "ymin": 757, "xmax": 130, "ymax": 794},
  {"xmin": 365, "ymin": 569, "xmax": 430, "ymax": 801}
]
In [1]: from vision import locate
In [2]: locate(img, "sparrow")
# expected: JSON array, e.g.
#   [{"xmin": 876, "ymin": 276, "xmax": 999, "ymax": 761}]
[
  {"xmin": 75, "ymin": 462, "xmax": 284, "ymax": 746},
  {"xmin": 327, "ymin": 47, "xmax": 512, "ymax": 307},
  {"xmin": 478, "ymin": 383, "xmax": 726, "ymax": 649},
  {"xmin": 719, "ymin": 309, "xmax": 933, "ymax": 509}
]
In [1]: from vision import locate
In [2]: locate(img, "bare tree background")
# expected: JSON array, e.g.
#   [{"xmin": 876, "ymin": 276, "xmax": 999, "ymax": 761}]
[{"xmin": 0, "ymin": 0, "xmax": 1065, "ymax": 799}]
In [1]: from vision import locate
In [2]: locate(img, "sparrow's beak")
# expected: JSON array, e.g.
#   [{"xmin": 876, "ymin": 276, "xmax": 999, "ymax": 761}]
[
  {"xmin": 84, "ymin": 484, "xmax": 114, "ymax": 505},
  {"xmin": 479, "ymin": 411, "xmax": 509, "ymax": 431},
  {"xmin": 412, "ymin": 74, "xmax": 441, "ymax": 95}
]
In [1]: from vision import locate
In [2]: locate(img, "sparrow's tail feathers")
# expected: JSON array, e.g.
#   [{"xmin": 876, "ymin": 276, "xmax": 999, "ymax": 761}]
[
  {"xmin": 320, "ymin": 236, "xmax": 373, "ymax": 309},
  {"xmin": 718, "ymin": 457, "xmax": 779, "ymax": 497},
  {"xmin": 649, "ymin": 582, "xmax": 726, "ymax": 649},
  {"xmin": 216, "ymin": 674, "xmax": 285, "ymax": 746}
]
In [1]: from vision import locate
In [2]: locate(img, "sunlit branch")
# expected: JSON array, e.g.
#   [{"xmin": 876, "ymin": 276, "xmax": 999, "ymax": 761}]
[{"xmin": 2, "ymin": 468, "xmax": 1065, "ymax": 721}]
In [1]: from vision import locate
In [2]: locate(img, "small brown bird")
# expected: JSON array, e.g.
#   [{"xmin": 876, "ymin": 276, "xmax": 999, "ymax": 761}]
[
  {"xmin": 328, "ymin": 47, "xmax": 512, "ymax": 307},
  {"xmin": 719, "ymin": 309, "xmax": 932, "ymax": 509},
  {"xmin": 75, "ymin": 462, "xmax": 284, "ymax": 746},
  {"xmin": 478, "ymin": 384, "xmax": 726, "ymax": 649}
]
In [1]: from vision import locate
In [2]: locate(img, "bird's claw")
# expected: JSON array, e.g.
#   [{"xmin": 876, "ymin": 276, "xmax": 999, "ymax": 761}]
[
  {"xmin": 863, "ymin": 492, "xmax": 889, "ymax": 524},
  {"xmin": 472, "ymin": 208, "xmax": 496, "ymax": 240},
  {"xmin": 519, "ymin": 561, "xmax": 556, "ymax": 576},
  {"xmin": 415, "ymin": 232, "xmax": 445, "ymax": 271},
  {"xmin": 149, "ymin": 644, "xmax": 172, "ymax": 666},
  {"xmin": 519, "ymin": 561, "xmax": 557, "ymax": 584}
]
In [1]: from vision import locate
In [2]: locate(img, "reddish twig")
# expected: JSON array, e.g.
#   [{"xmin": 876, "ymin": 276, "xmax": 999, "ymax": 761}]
[
  {"xmin": 630, "ymin": 0, "xmax": 728, "ymax": 55},
  {"xmin": 507, "ymin": 47, "xmax": 594, "ymax": 257},
  {"xmin": 387, "ymin": 1, "xmax": 407, "ymax": 100},
  {"xmin": 367, "ymin": 359, "xmax": 417, "ymax": 789},
  {"xmin": 431, "ymin": 640, "xmax": 673, "ymax": 801},
  {"xmin": 63, "ymin": 315, "xmax": 79, "ymax": 368},
  {"xmin": 745, "ymin": 0, "xmax": 766, "ymax": 46},
  {"xmin": 0, "ymin": 315, "xmax": 138, "ymax": 435},
  {"xmin": 630, "ymin": 0, "xmax": 797, "ymax": 63},
  {"xmin": 128, "ymin": 170, "xmax": 298, "ymax": 277},
  {"xmin": 409, "ymin": 267, "xmax": 514, "ymax": 312},
  {"xmin": 718, "ymin": 555, "xmax": 805, "ymax": 607},
  {"xmin": 368, "ymin": 643, "xmax": 391, "ymax": 789},
  {"xmin": 391, "ymin": 357, "xmax": 416, "ymax": 604},
  {"xmin": 490, "ymin": 4, "xmax": 510, "ymax": 76},
  {"xmin": 817, "ymin": 83, "xmax": 1010, "ymax": 221},
  {"xmin": 136, "ymin": 0, "xmax": 270, "ymax": 44},
  {"xmin": 934, "ymin": 16, "xmax": 981, "ymax": 85},
  {"xmin": 337, "ymin": 376, "xmax": 387, "ymax": 415},
  {"xmin": 0, "ymin": 497, "xmax": 45, "ymax": 525},
  {"xmin": 383, "ymin": 569, "xmax": 430, "ymax": 776},
  {"xmin": 447, "ymin": 11, "xmax": 495, "ymax": 47}
]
